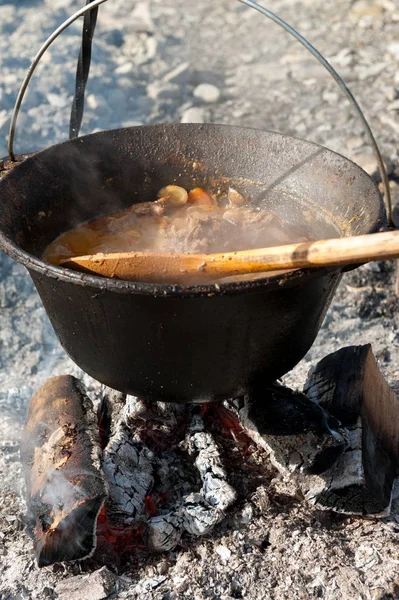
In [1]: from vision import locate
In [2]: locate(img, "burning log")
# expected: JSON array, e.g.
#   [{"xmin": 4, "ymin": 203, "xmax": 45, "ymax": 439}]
[
  {"xmin": 304, "ymin": 345, "xmax": 399, "ymax": 515},
  {"xmin": 20, "ymin": 376, "xmax": 106, "ymax": 567}
]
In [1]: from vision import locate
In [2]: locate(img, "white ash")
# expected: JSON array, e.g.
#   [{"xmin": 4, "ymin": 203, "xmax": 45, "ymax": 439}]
[
  {"xmin": 101, "ymin": 389, "xmax": 155, "ymax": 526},
  {"xmin": 101, "ymin": 396, "xmax": 237, "ymax": 552},
  {"xmin": 146, "ymin": 414, "xmax": 237, "ymax": 550},
  {"xmin": 145, "ymin": 513, "xmax": 183, "ymax": 553},
  {"xmin": 187, "ymin": 414, "xmax": 236, "ymax": 512},
  {"xmin": 102, "ymin": 430, "xmax": 155, "ymax": 526},
  {"xmin": 124, "ymin": 395, "xmax": 147, "ymax": 420},
  {"xmin": 180, "ymin": 106, "xmax": 207, "ymax": 124}
]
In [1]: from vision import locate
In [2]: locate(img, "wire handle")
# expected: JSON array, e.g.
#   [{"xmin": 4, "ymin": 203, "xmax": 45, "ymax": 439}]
[
  {"xmin": 7, "ymin": 0, "xmax": 107, "ymax": 161},
  {"xmin": 6, "ymin": 0, "xmax": 392, "ymax": 225}
]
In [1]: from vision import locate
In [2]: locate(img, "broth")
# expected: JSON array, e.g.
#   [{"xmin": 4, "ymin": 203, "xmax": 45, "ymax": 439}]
[{"xmin": 43, "ymin": 185, "xmax": 311, "ymax": 267}]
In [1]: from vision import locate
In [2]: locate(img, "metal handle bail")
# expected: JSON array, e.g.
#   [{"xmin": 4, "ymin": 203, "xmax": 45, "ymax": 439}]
[
  {"xmin": 7, "ymin": 0, "xmax": 107, "ymax": 161},
  {"xmin": 7, "ymin": 0, "xmax": 393, "ymax": 225}
]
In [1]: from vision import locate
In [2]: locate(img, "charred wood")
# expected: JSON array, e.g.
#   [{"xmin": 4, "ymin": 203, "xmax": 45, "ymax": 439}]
[
  {"xmin": 187, "ymin": 414, "xmax": 237, "ymax": 512},
  {"xmin": 238, "ymin": 358, "xmax": 399, "ymax": 516},
  {"xmin": 54, "ymin": 566, "xmax": 116, "ymax": 600},
  {"xmin": 145, "ymin": 413, "xmax": 237, "ymax": 551},
  {"xmin": 304, "ymin": 345, "xmax": 371, "ymax": 424},
  {"xmin": 20, "ymin": 376, "xmax": 106, "ymax": 567},
  {"xmin": 99, "ymin": 393, "xmax": 237, "ymax": 553},
  {"xmin": 305, "ymin": 345, "xmax": 399, "ymax": 515},
  {"xmin": 100, "ymin": 389, "xmax": 155, "ymax": 526},
  {"xmin": 235, "ymin": 384, "xmax": 347, "ymax": 479}
]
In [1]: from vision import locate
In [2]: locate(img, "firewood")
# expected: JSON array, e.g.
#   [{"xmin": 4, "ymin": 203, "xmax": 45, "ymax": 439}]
[
  {"xmin": 234, "ymin": 385, "xmax": 348, "ymax": 499},
  {"xmin": 20, "ymin": 376, "xmax": 106, "ymax": 567},
  {"xmin": 237, "ymin": 349, "xmax": 399, "ymax": 517},
  {"xmin": 304, "ymin": 345, "xmax": 399, "ymax": 515}
]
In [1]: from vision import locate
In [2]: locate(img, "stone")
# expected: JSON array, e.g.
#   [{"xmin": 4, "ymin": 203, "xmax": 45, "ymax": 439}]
[
  {"xmin": 115, "ymin": 62, "xmax": 134, "ymax": 74},
  {"xmin": 46, "ymin": 93, "xmax": 68, "ymax": 108},
  {"xmin": 357, "ymin": 62, "xmax": 389, "ymax": 81},
  {"xmin": 86, "ymin": 94, "xmax": 98, "ymax": 110},
  {"xmin": 388, "ymin": 43, "xmax": 399, "ymax": 61},
  {"xmin": 350, "ymin": 1, "xmax": 385, "ymax": 17},
  {"xmin": 55, "ymin": 567, "xmax": 116, "ymax": 600},
  {"xmin": 322, "ymin": 90, "xmax": 339, "ymax": 104},
  {"xmin": 193, "ymin": 83, "xmax": 221, "ymax": 103},
  {"xmin": 352, "ymin": 152, "xmax": 379, "ymax": 177},
  {"xmin": 180, "ymin": 106, "xmax": 206, "ymax": 124},
  {"xmin": 346, "ymin": 136, "xmax": 364, "ymax": 152},
  {"xmin": 328, "ymin": 47, "xmax": 354, "ymax": 68},
  {"xmin": 379, "ymin": 113, "xmax": 399, "ymax": 136}
]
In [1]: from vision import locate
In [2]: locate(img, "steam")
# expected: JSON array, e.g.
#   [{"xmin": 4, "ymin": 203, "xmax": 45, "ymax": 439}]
[
  {"xmin": 43, "ymin": 182, "xmax": 312, "ymax": 282},
  {"xmin": 40, "ymin": 468, "xmax": 86, "ymax": 514}
]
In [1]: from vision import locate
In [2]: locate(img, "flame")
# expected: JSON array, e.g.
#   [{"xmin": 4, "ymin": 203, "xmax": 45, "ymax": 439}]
[
  {"xmin": 96, "ymin": 507, "xmax": 146, "ymax": 553},
  {"xmin": 202, "ymin": 403, "xmax": 254, "ymax": 455}
]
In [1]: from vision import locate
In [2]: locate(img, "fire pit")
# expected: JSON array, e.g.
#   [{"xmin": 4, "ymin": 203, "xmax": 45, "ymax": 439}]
[{"xmin": 20, "ymin": 343, "xmax": 399, "ymax": 567}]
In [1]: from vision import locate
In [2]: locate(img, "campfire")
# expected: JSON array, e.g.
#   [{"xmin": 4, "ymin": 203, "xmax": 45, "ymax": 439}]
[
  {"xmin": 20, "ymin": 344, "xmax": 399, "ymax": 568},
  {"xmin": 1, "ymin": 3, "xmax": 398, "ymax": 596}
]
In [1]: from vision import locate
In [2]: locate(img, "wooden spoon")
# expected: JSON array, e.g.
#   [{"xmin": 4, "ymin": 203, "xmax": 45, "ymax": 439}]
[{"xmin": 61, "ymin": 229, "xmax": 399, "ymax": 284}]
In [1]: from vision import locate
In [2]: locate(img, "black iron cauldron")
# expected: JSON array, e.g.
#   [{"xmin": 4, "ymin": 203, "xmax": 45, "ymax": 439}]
[
  {"xmin": 0, "ymin": 123, "xmax": 386, "ymax": 402},
  {"xmin": 0, "ymin": 0, "xmax": 390, "ymax": 403}
]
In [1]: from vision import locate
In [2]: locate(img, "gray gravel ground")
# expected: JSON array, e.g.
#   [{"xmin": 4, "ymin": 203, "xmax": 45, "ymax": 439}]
[{"xmin": 1, "ymin": 0, "xmax": 399, "ymax": 598}]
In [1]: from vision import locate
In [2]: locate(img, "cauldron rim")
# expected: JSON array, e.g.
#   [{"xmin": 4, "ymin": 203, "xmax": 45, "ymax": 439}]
[{"xmin": 0, "ymin": 123, "xmax": 385, "ymax": 298}]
